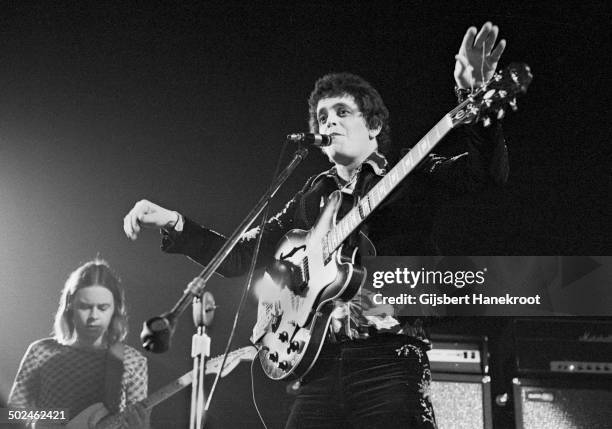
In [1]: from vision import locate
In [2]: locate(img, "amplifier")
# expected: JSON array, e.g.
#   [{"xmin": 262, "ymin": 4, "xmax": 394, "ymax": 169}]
[
  {"xmin": 431, "ymin": 373, "xmax": 493, "ymax": 429},
  {"xmin": 513, "ymin": 377, "xmax": 612, "ymax": 429},
  {"xmin": 512, "ymin": 318, "xmax": 612, "ymax": 376},
  {"xmin": 550, "ymin": 360, "xmax": 612, "ymax": 375},
  {"xmin": 428, "ymin": 334, "xmax": 488, "ymax": 374}
]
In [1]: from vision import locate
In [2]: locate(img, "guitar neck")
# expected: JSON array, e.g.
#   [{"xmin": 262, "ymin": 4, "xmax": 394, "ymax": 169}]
[
  {"xmin": 98, "ymin": 347, "xmax": 257, "ymax": 429},
  {"xmin": 325, "ymin": 114, "xmax": 454, "ymax": 256},
  {"xmin": 324, "ymin": 62, "xmax": 534, "ymax": 256},
  {"xmin": 141, "ymin": 372, "xmax": 193, "ymax": 409},
  {"xmin": 205, "ymin": 346, "xmax": 256, "ymax": 375},
  {"xmin": 98, "ymin": 372, "xmax": 192, "ymax": 429}
]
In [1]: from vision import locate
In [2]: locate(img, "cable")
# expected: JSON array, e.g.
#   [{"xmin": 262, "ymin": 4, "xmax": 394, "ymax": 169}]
[
  {"xmin": 203, "ymin": 139, "xmax": 291, "ymax": 428},
  {"xmin": 251, "ymin": 354, "xmax": 269, "ymax": 429}
]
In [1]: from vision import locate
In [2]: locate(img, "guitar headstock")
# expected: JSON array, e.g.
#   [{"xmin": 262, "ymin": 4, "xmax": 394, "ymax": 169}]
[
  {"xmin": 450, "ymin": 62, "xmax": 533, "ymax": 127},
  {"xmin": 206, "ymin": 346, "xmax": 259, "ymax": 377}
]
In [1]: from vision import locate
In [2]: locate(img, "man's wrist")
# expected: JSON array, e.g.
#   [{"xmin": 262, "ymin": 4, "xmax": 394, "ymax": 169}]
[
  {"xmin": 164, "ymin": 211, "xmax": 184, "ymax": 232},
  {"xmin": 454, "ymin": 85, "xmax": 475, "ymax": 103}
]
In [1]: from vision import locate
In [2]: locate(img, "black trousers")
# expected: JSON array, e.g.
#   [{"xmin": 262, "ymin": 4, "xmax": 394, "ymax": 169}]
[{"xmin": 285, "ymin": 335, "xmax": 437, "ymax": 429}]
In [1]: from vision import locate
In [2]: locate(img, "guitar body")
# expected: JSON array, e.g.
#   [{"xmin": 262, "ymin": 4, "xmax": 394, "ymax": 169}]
[
  {"xmin": 256, "ymin": 191, "xmax": 366, "ymax": 380},
  {"xmin": 254, "ymin": 63, "xmax": 532, "ymax": 381}
]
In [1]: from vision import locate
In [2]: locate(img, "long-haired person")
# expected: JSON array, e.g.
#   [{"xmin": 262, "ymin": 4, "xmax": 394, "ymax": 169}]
[{"xmin": 8, "ymin": 259, "xmax": 149, "ymax": 428}]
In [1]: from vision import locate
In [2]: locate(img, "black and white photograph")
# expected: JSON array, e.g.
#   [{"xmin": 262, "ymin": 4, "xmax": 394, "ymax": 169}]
[{"xmin": 1, "ymin": 2, "xmax": 610, "ymax": 428}]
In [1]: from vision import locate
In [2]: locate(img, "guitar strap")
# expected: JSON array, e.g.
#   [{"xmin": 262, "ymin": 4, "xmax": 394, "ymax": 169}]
[{"xmin": 104, "ymin": 342, "xmax": 125, "ymax": 413}]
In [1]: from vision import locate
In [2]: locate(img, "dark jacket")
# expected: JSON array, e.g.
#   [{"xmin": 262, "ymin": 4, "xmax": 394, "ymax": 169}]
[{"xmin": 162, "ymin": 122, "xmax": 508, "ymax": 273}]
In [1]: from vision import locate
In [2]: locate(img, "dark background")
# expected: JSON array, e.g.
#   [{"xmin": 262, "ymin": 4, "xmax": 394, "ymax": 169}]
[{"xmin": 1, "ymin": 1, "xmax": 610, "ymax": 428}]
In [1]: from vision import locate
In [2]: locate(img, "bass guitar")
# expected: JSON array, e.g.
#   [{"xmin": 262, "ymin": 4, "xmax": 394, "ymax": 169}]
[{"xmin": 34, "ymin": 346, "xmax": 258, "ymax": 428}]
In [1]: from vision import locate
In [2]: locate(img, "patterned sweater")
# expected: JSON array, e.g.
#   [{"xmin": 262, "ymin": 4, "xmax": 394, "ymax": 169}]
[{"xmin": 8, "ymin": 338, "xmax": 148, "ymax": 419}]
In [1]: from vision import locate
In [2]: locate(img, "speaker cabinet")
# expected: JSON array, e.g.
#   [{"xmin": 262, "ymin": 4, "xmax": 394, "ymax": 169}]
[
  {"xmin": 430, "ymin": 373, "xmax": 493, "ymax": 429},
  {"xmin": 513, "ymin": 377, "xmax": 612, "ymax": 429}
]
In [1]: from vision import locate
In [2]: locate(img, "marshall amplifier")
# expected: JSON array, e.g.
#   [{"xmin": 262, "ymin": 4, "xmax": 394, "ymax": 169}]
[
  {"xmin": 428, "ymin": 335, "xmax": 492, "ymax": 429},
  {"xmin": 512, "ymin": 318, "xmax": 612, "ymax": 377},
  {"xmin": 511, "ymin": 318, "xmax": 612, "ymax": 428},
  {"xmin": 513, "ymin": 377, "xmax": 612, "ymax": 429}
]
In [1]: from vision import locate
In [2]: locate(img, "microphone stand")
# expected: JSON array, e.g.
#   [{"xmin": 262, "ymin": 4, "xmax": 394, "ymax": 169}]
[
  {"xmin": 189, "ymin": 292, "xmax": 216, "ymax": 429},
  {"xmin": 140, "ymin": 143, "xmax": 310, "ymax": 425}
]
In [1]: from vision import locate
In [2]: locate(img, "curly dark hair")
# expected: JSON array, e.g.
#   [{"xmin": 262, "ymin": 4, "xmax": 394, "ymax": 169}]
[{"xmin": 308, "ymin": 72, "xmax": 391, "ymax": 154}]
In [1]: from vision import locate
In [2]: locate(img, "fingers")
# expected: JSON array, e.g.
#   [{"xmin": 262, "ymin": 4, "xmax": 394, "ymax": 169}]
[
  {"xmin": 134, "ymin": 403, "xmax": 148, "ymax": 421},
  {"xmin": 463, "ymin": 22, "xmax": 506, "ymax": 64},
  {"xmin": 123, "ymin": 204, "xmax": 139, "ymax": 240},
  {"xmin": 473, "ymin": 21, "xmax": 493, "ymax": 49},
  {"xmin": 123, "ymin": 199, "xmax": 151, "ymax": 240},
  {"xmin": 490, "ymin": 38, "xmax": 506, "ymax": 63},
  {"xmin": 132, "ymin": 207, "xmax": 143, "ymax": 237},
  {"xmin": 123, "ymin": 208, "xmax": 138, "ymax": 241},
  {"xmin": 456, "ymin": 21, "xmax": 506, "ymax": 89},
  {"xmin": 483, "ymin": 24, "xmax": 499, "ymax": 54},
  {"xmin": 122, "ymin": 213, "xmax": 134, "ymax": 240},
  {"xmin": 123, "ymin": 200, "xmax": 178, "ymax": 240},
  {"xmin": 470, "ymin": 22, "xmax": 504, "ymax": 56},
  {"xmin": 454, "ymin": 54, "xmax": 472, "ymax": 72},
  {"xmin": 123, "ymin": 403, "xmax": 148, "ymax": 429},
  {"xmin": 454, "ymin": 54, "xmax": 475, "ymax": 88},
  {"xmin": 459, "ymin": 26, "xmax": 477, "ymax": 55}
]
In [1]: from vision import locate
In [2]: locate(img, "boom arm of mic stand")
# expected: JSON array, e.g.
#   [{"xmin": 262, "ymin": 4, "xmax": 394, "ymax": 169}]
[{"xmin": 160, "ymin": 146, "xmax": 309, "ymax": 337}]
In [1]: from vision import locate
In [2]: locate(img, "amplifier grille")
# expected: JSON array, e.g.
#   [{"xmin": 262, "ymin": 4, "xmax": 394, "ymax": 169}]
[
  {"xmin": 430, "ymin": 374, "xmax": 491, "ymax": 429},
  {"xmin": 514, "ymin": 380, "xmax": 612, "ymax": 429}
]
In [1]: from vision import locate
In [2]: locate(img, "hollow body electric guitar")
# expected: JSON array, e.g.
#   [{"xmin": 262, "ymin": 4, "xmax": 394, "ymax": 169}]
[
  {"xmin": 33, "ymin": 346, "xmax": 258, "ymax": 429},
  {"xmin": 252, "ymin": 63, "xmax": 532, "ymax": 380}
]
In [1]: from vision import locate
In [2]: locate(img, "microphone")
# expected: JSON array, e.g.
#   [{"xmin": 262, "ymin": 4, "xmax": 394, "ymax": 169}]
[
  {"xmin": 286, "ymin": 133, "xmax": 333, "ymax": 147},
  {"xmin": 141, "ymin": 312, "xmax": 176, "ymax": 353}
]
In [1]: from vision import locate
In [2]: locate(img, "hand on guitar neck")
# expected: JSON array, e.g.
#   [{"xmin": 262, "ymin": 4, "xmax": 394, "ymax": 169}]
[{"xmin": 33, "ymin": 346, "xmax": 259, "ymax": 429}]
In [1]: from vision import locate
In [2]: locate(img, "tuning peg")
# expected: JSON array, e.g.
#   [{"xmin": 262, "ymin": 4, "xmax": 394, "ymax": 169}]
[
  {"xmin": 497, "ymin": 108, "xmax": 505, "ymax": 120},
  {"xmin": 509, "ymin": 98, "xmax": 518, "ymax": 111}
]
